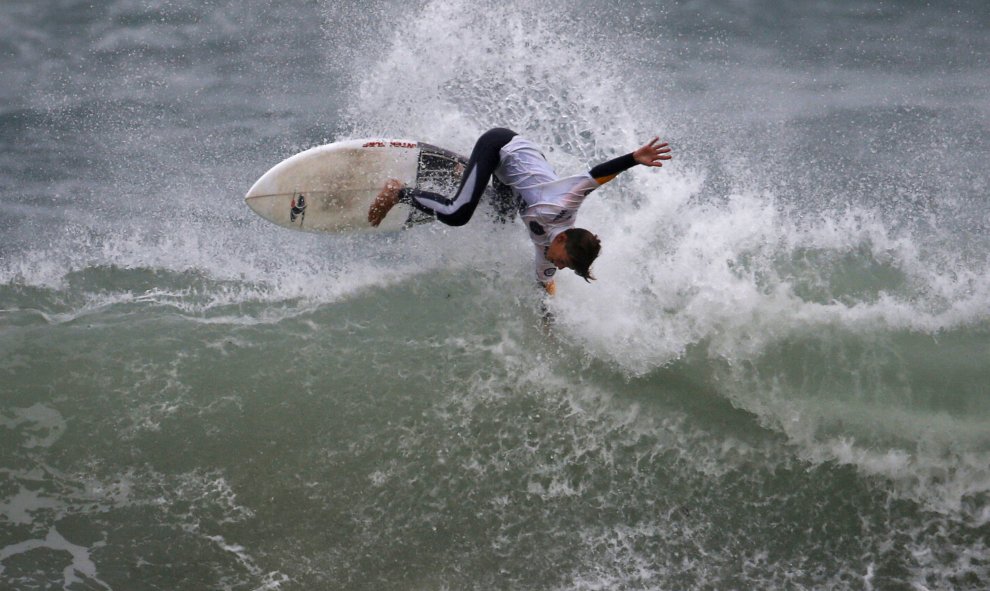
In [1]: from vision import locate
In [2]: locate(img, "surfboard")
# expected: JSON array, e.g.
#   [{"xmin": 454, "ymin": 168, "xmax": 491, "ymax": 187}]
[{"xmin": 245, "ymin": 139, "xmax": 472, "ymax": 233}]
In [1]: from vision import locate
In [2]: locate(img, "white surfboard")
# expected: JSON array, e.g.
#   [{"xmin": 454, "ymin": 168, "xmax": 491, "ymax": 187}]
[{"xmin": 245, "ymin": 139, "xmax": 471, "ymax": 233}]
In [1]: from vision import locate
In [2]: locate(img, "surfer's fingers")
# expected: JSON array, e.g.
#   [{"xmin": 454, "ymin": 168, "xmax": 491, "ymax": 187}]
[
  {"xmin": 651, "ymin": 141, "xmax": 672, "ymax": 163},
  {"xmin": 646, "ymin": 153, "xmax": 672, "ymax": 166}
]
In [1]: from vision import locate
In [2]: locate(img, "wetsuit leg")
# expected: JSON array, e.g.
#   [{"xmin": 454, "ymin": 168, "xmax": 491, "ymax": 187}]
[{"xmin": 401, "ymin": 127, "xmax": 517, "ymax": 226}]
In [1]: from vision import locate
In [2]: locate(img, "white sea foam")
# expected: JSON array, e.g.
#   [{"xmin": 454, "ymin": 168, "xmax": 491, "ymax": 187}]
[
  {"xmin": 333, "ymin": 0, "xmax": 990, "ymax": 533},
  {"xmin": 0, "ymin": 404, "xmax": 66, "ymax": 450},
  {"xmin": 0, "ymin": 462, "xmax": 282, "ymax": 590},
  {"xmin": 329, "ymin": 0, "xmax": 990, "ymax": 531},
  {"xmin": 0, "ymin": 486, "xmax": 62, "ymax": 526},
  {"xmin": 0, "ymin": 527, "xmax": 111, "ymax": 590}
]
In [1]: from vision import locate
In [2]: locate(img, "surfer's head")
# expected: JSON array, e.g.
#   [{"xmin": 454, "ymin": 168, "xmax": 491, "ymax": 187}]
[{"xmin": 547, "ymin": 228, "xmax": 601, "ymax": 282}]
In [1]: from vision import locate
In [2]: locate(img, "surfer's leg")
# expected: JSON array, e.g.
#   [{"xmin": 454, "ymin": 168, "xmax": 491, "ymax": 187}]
[{"xmin": 402, "ymin": 127, "xmax": 517, "ymax": 227}]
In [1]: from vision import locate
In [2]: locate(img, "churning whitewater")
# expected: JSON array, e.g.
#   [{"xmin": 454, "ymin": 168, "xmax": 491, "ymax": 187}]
[{"xmin": 1, "ymin": 0, "xmax": 989, "ymax": 589}]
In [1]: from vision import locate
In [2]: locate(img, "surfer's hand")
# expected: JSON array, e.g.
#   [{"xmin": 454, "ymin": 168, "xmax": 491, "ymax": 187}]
[
  {"xmin": 633, "ymin": 137, "xmax": 672, "ymax": 167},
  {"xmin": 539, "ymin": 289, "xmax": 555, "ymax": 333}
]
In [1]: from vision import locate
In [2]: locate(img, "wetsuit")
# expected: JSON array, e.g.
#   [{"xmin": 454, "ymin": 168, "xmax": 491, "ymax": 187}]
[{"xmin": 401, "ymin": 127, "xmax": 638, "ymax": 285}]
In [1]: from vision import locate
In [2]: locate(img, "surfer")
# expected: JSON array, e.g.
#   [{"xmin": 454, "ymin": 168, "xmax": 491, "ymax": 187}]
[{"xmin": 368, "ymin": 128, "xmax": 672, "ymax": 294}]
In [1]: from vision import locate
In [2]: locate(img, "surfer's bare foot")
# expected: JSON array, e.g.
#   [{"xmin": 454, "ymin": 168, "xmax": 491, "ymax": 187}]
[{"xmin": 368, "ymin": 178, "xmax": 404, "ymax": 226}]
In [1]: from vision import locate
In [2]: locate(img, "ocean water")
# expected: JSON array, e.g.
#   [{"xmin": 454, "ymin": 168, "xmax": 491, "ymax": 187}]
[{"xmin": 1, "ymin": 0, "xmax": 989, "ymax": 589}]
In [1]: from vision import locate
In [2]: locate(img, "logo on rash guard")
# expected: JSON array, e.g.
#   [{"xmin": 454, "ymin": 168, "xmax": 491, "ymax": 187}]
[
  {"xmin": 529, "ymin": 221, "xmax": 545, "ymax": 236},
  {"xmin": 544, "ymin": 268, "xmax": 556, "ymax": 277}
]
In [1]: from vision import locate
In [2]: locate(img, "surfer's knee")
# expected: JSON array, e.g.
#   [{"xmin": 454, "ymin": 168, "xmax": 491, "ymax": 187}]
[
  {"xmin": 478, "ymin": 127, "xmax": 517, "ymax": 144},
  {"xmin": 439, "ymin": 211, "xmax": 472, "ymax": 227}
]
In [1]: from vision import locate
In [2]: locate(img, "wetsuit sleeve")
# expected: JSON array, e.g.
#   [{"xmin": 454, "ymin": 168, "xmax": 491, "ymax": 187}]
[{"xmin": 589, "ymin": 153, "xmax": 637, "ymax": 185}]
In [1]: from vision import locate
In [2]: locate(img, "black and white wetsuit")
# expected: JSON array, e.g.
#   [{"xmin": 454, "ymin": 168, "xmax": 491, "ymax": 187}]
[{"xmin": 401, "ymin": 127, "xmax": 638, "ymax": 285}]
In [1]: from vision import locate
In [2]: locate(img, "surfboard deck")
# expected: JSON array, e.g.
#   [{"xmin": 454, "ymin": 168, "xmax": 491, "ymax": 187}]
[{"xmin": 245, "ymin": 139, "xmax": 477, "ymax": 233}]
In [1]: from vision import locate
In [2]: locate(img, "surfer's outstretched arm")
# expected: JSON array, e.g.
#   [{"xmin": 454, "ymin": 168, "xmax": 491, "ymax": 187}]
[{"xmin": 588, "ymin": 137, "xmax": 672, "ymax": 185}]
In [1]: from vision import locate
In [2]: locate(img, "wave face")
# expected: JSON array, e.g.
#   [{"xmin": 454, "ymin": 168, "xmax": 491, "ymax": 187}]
[{"xmin": 2, "ymin": 0, "xmax": 989, "ymax": 588}]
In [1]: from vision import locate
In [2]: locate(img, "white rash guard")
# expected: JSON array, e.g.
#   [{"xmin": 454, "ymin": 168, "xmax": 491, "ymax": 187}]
[{"xmin": 493, "ymin": 136, "xmax": 600, "ymax": 285}]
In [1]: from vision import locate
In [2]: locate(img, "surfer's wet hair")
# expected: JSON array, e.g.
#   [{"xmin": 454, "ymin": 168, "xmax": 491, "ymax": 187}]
[{"xmin": 563, "ymin": 228, "xmax": 601, "ymax": 282}]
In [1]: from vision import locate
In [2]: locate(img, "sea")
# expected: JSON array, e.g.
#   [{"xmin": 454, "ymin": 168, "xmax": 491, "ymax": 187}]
[{"xmin": 1, "ymin": 0, "xmax": 988, "ymax": 589}]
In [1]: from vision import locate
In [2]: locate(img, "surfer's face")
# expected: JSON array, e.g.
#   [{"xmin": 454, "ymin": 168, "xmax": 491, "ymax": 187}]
[{"xmin": 546, "ymin": 234, "xmax": 573, "ymax": 270}]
